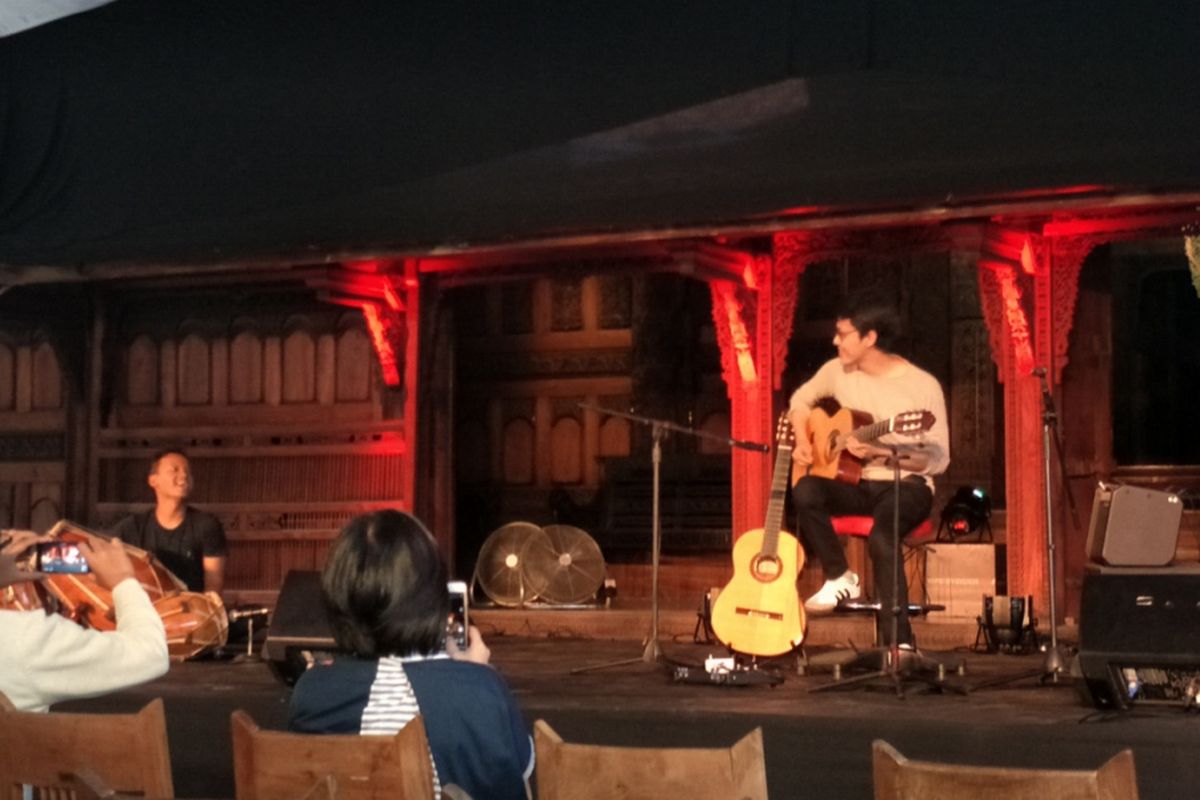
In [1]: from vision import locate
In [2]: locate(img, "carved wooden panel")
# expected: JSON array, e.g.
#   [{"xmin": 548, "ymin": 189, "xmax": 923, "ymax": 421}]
[
  {"xmin": 282, "ymin": 329, "xmax": 316, "ymax": 403},
  {"xmin": 598, "ymin": 416, "xmax": 631, "ymax": 458},
  {"xmin": 30, "ymin": 342, "xmax": 62, "ymax": 410},
  {"xmin": 598, "ymin": 275, "xmax": 633, "ymax": 329},
  {"xmin": 502, "ymin": 419, "xmax": 535, "ymax": 485},
  {"xmin": 229, "ymin": 331, "xmax": 264, "ymax": 404},
  {"xmin": 177, "ymin": 334, "xmax": 211, "ymax": 405},
  {"xmin": 124, "ymin": 335, "xmax": 157, "ymax": 407},
  {"xmin": 0, "ymin": 477, "xmax": 64, "ymax": 532},
  {"xmin": 335, "ymin": 327, "xmax": 371, "ymax": 401},
  {"xmin": 550, "ymin": 416, "xmax": 583, "ymax": 484},
  {"xmin": 0, "ymin": 343, "xmax": 12, "ymax": 410},
  {"xmin": 550, "ymin": 278, "xmax": 584, "ymax": 332}
]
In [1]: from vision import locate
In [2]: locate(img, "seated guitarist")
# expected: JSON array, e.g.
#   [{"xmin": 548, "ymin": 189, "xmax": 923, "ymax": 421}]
[{"xmin": 788, "ymin": 290, "xmax": 949, "ymax": 649}]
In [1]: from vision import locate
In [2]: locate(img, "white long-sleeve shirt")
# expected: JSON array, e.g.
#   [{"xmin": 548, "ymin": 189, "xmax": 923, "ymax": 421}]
[
  {"xmin": 789, "ymin": 357, "xmax": 950, "ymax": 490},
  {"xmin": 0, "ymin": 578, "xmax": 170, "ymax": 712}
]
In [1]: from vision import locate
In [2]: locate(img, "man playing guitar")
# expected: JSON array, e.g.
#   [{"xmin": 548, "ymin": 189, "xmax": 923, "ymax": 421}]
[{"xmin": 788, "ymin": 290, "xmax": 949, "ymax": 649}]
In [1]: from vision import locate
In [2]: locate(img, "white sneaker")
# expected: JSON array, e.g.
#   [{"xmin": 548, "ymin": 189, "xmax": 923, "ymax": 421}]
[{"xmin": 804, "ymin": 571, "xmax": 862, "ymax": 611}]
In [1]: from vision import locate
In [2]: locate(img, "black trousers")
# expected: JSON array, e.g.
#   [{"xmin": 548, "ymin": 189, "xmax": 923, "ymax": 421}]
[{"xmin": 792, "ymin": 474, "xmax": 933, "ymax": 645}]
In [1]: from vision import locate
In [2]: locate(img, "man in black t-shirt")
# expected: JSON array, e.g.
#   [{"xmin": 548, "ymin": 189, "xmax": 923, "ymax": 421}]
[{"xmin": 112, "ymin": 448, "xmax": 227, "ymax": 593}]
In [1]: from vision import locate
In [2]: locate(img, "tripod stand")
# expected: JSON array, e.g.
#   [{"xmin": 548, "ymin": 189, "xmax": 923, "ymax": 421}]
[
  {"xmin": 969, "ymin": 367, "xmax": 1074, "ymax": 691},
  {"xmin": 571, "ymin": 403, "xmax": 768, "ymax": 674},
  {"xmin": 810, "ymin": 445, "xmax": 967, "ymax": 696}
]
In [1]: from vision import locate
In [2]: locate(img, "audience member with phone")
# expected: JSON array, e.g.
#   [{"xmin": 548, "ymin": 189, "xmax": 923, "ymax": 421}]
[
  {"xmin": 0, "ymin": 529, "xmax": 170, "ymax": 712},
  {"xmin": 288, "ymin": 510, "xmax": 531, "ymax": 800}
]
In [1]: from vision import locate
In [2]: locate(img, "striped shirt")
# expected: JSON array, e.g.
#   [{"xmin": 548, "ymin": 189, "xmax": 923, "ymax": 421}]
[{"xmin": 290, "ymin": 653, "xmax": 534, "ymax": 800}]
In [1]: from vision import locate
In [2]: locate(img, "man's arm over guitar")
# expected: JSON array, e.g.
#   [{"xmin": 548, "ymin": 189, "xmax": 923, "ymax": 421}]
[
  {"xmin": 787, "ymin": 360, "xmax": 841, "ymax": 469},
  {"xmin": 872, "ymin": 371, "xmax": 951, "ymax": 476}
]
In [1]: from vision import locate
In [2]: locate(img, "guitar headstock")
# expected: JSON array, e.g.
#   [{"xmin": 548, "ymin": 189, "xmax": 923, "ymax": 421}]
[
  {"xmin": 776, "ymin": 412, "xmax": 795, "ymax": 446},
  {"xmin": 892, "ymin": 410, "xmax": 935, "ymax": 435}
]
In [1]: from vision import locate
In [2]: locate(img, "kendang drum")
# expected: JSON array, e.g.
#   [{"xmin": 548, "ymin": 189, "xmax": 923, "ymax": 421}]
[{"xmin": 37, "ymin": 520, "xmax": 228, "ymax": 660}]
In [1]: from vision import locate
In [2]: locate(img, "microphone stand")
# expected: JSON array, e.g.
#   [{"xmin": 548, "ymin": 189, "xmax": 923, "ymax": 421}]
[
  {"xmin": 968, "ymin": 366, "xmax": 1073, "ymax": 692},
  {"xmin": 571, "ymin": 402, "xmax": 769, "ymax": 674},
  {"xmin": 810, "ymin": 445, "xmax": 965, "ymax": 696},
  {"xmin": 1036, "ymin": 367, "xmax": 1068, "ymax": 681}
]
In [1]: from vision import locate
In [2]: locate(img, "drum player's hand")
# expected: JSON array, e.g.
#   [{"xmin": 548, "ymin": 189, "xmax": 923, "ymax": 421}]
[
  {"xmin": 82, "ymin": 536, "xmax": 137, "ymax": 591},
  {"xmin": 0, "ymin": 529, "xmax": 52, "ymax": 556},
  {"xmin": 447, "ymin": 625, "xmax": 491, "ymax": 666}
]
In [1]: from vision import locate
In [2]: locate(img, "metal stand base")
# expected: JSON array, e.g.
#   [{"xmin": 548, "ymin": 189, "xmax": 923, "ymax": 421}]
[{"xmin": 809, "ymin": 645, "xmax": 969, "ymax": 696}]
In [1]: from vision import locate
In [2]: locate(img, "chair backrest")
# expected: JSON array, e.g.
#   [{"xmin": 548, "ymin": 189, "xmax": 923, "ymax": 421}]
[
  {"xmin": 230, "ymin": 710, "xmax": 435, "ymax": 800},
  {"xmin": 0, "ymin": 697, "xmax": 174, "ymax": 800},
  {"xmin": 872, "ymin": 739, "xmax": 1139, "ymax": 800},
  {"xmin": 534, "ymin": 719, "xmax": 768, "ymax": 800}
]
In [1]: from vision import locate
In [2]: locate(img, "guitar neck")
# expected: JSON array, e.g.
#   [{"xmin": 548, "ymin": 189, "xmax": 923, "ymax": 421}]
[
  {"xmin": 850, "ymin": 415, "xmax": 894, "ymax": 445},
  {"xmin": 761, "ymin": 441, "xmax": 792, "ymax": 551}
]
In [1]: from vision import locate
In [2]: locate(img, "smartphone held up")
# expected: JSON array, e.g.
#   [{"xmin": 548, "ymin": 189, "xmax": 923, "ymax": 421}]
[
  {"xmin": 36, "ymin": 540, "xmax": 90, "ymax": 574},
  {"xmin": 447, "ymin": 580, "xmax": 468, "ymax": 650}
]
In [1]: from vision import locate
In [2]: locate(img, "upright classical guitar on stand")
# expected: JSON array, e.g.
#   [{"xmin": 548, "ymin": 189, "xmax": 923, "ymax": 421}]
[
  {"xmin": 710, "ymin": 414, "xmax": 806, "ymax": 657},
  {"xmin": 802, "ymin": 403, "xmax": 935, "ymax": 484}
]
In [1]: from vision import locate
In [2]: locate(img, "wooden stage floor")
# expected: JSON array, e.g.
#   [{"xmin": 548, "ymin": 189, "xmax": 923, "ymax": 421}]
[{"xmin": 59, "ymin": 628, "xmax": 1198, "ymax": 800}]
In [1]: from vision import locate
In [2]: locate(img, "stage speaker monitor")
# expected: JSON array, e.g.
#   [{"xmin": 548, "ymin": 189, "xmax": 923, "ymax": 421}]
[
  {"xmin": 1077, "ymin": 564, "xmax": 1200, "ymax": 710},
  {"xmin": 263, "ymin": 570, "xmax": 340, "ymax": 685},
  {"xmin": 1085, "ymin": 483, "xmax": 1182, "ymax": 567}
]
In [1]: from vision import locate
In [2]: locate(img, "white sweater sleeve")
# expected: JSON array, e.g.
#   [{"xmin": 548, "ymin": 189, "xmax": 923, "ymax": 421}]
[
  {"xmin": 788, "ymin": 359, "xmax": 841, "ymax": 412},
  {"xmin": 11, "ymin": 578, "xmax": 169, "ymax": 712}
]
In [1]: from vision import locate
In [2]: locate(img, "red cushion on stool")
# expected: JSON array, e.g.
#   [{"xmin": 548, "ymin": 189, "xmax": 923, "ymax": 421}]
[{"xmin": 831, "ymin": 515, "xmax": 933, "ymax": 540}]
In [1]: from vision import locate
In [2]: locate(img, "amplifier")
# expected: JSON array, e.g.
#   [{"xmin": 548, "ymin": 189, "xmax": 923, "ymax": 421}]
[
  {"xmin": 1085, "ymin": 483, "xmax": 1182, "ymax": 567},
  {"xmin": 1077, "ymin": 564, "xmax": 1200, "ymax": 709},
  {"xmin": 263, "ymin": 570, "xmax": 342, "ymax": 685}
]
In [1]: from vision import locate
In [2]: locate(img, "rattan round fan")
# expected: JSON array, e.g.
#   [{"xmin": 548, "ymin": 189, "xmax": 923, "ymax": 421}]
[
  {"xmin": 520, "ymin": 524, "xmax": 606, "ymax": 606},
  {"xmin": 473, "ymin": 522, "xmax": 546, "ymax": 606}
]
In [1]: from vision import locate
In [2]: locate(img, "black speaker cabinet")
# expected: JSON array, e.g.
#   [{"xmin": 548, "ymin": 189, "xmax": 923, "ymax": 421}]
[
  {"xmin": 263, "ymin": 570, "xmax": 341, "ymax": 685},
  {"xmin": 1085, "ymin": 483, "xmax": 1183, "ymax": 567},
  {"xmin": 1077, "ymin": 564, "xmax": 1200, "ymax": 709}
]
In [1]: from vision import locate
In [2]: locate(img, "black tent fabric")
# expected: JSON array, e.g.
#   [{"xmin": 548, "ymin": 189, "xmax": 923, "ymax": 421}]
[{"xmin": 2, "ymin": 1, "xmax": 1200, "ymax": 271}]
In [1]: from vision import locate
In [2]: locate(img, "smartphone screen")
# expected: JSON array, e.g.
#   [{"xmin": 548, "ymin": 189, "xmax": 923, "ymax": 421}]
[
  {"xmin": 447, "ymin": 580, "xmax": 468, "ymax": 649},
  {"xmin": 36, "ymin": 541, "xmax": 90, "ymax": 574}
]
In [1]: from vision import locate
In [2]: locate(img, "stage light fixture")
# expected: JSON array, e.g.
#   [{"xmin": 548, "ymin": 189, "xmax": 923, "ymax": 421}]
[{"xmin": 938, "ymin": 486, "xmax": 992, "ymax": 542}]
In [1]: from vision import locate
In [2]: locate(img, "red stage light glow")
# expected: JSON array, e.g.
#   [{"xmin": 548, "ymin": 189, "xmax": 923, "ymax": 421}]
[{"xmin": 361, "ymin": 302, "xmax": 402, "ymax": 386}]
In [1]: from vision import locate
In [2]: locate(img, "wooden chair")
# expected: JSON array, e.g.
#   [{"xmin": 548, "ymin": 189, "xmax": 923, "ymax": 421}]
[
  {"xmin": 872, "ymin": 739, "xmax": 1139, "ymax": 800},
  {"xmin": 534, "ymin": 719, "xmax": 768, "ymax": 800},
  {"xmin": 230, "ymin": 710, "xmax": 436, "ymax": 800},
  {"xmin": 0, "ymin": 697, "xmax": 174, "ymax": 800}
]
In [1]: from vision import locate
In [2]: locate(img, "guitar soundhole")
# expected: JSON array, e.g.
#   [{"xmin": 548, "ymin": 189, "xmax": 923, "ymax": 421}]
[{"xmin": 752, "ymin": 555, "xmax": 782, "ymax": 583}]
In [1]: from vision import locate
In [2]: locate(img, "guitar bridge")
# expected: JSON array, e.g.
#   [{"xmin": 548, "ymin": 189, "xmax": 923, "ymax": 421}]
[{"xmin": 735, "ymin": 606, "xmax": 784, "ymax": 622}]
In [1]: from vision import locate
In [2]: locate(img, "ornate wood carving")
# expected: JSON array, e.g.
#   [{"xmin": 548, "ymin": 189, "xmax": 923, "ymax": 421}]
[
  {"xmin": 0, "ymin": 433, "xmax": 66, "ymax": 461},
  {"xmin": 1047, "ymin": 236, "xmax": 1100, "ymax": 385},
  {"xmin": 550, "ymin": 278, "xmax": 584, "ymax": 332}
]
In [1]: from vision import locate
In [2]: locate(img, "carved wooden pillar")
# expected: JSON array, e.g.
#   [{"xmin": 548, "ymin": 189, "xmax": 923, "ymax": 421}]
[
  {"xmin": 707, "ymin": 240, "xmax": 803, "ymax": 538},
  {"xmin": 978, "ymin": 227, "xmax": 1093, "ymax": 622},
  {"xmin": 978, "ymin": 227, "xmax": 1044, "ymax": 612}
]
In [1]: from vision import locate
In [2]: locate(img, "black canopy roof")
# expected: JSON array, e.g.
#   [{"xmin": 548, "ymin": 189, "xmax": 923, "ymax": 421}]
[{"xmin": 3, "ymin": 1, "xmax": 1199, "ymax": 276}]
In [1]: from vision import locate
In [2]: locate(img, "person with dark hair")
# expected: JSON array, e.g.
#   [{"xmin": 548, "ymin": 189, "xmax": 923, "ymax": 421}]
[
  {"xmin": 0, "ymin": 529, "xmax": 169, "ymax": 712},
  {"xmin": 111, "ymin": 448, "xmax": 227, "ymax": 593},
  {"xmin": 288, "ymin": 510, "xmax": 533, "ymax": 800},
  {"xmin": 788, "ymin": 291, "xmax": 949, "ymax": 648}
]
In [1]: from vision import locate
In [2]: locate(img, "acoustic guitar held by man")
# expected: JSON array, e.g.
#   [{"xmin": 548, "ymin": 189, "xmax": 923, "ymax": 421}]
[{"xmin": 788, "ymin": 290, "xmax": 949, "ymax": 650}]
